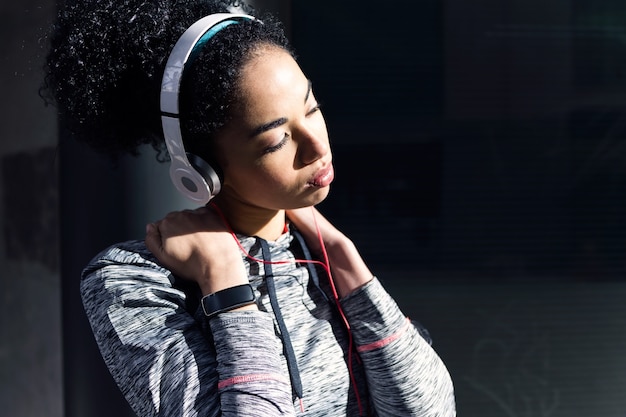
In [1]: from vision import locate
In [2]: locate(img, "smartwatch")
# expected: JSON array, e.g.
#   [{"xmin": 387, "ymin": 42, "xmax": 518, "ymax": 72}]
[{"xmin": 201, "ymin": 284, "xmax": 256, "ymax": 318}]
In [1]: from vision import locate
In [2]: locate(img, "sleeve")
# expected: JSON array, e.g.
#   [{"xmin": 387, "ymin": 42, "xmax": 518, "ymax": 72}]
[
  {"xmin": 339, "ymin": 277, "xmax": 456, "ymax": 417},
  {"xmin": 80, "ymin": 244, "xmax": 296, "ymax": 417}
]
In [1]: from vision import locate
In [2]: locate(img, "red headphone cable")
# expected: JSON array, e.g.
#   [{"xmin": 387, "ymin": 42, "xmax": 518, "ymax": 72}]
[{"xmin": 210, "ymin": 203, "xmax": 365, "ymax": 416}]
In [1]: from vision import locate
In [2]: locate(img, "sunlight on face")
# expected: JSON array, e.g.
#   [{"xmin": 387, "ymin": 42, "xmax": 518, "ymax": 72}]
[{"xmin": 213, "ymin": 45, "xmax": 334, "ymax": 211}]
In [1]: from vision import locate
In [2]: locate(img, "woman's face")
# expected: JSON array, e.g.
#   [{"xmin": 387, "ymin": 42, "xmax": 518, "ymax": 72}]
[{"xmin": 213, "ymin": 45, "xmax": 333, "ymax": 210}]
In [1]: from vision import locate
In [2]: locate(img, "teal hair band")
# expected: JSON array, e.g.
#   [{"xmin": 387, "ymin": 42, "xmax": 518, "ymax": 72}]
[{"xmin": 189, "ymin": 19, "xmax": 239, "ymax": 59}]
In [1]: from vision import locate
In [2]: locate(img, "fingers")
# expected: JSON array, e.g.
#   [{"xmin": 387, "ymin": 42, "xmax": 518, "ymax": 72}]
[
  {"xmin": 144, "ymin": 221, "xmax": 163, "ymax": 256},
  {"xmin": 144, "ymin": 207, "xmax": 224, "ymax": 259},
  {"xmin": 288, "ymin": 206, "xmax": 346, "ymax": 250},
  {"xmin": 287, "ymin": 206, "xmax": 326, "ymax": 235},
  {"xmin": 286, "ymin": 206, "xmax": 314, "ymax": 227}
]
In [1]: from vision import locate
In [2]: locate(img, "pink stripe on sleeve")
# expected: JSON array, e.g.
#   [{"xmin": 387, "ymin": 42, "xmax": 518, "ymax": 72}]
[
  {"xmin": 217, "ymin": 373, "xmax": 290, "ymax": 389},
  {"xmin": 356, "ymin": 317, "xmax": 412, "ymax": 353}
]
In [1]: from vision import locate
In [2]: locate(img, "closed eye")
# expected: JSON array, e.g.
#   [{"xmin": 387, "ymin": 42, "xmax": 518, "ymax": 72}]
[
  {"xmin": 262, "ymin": 133, "xmax": 290, "ymax": 154},
  {"xmin": 307, "ymin": 102, "xmax": 322, "ymax": 116}
]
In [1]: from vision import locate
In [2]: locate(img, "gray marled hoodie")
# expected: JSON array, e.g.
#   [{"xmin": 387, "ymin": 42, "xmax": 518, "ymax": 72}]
[{"xmin": 81, "ymin": 226, "xmax": 455, "ymax": 416}]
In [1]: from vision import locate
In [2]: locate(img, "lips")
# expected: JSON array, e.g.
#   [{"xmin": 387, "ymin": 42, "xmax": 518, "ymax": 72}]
[{"xmin": 309, "ymin": 163, "xmax": 335, "ymax": 187}]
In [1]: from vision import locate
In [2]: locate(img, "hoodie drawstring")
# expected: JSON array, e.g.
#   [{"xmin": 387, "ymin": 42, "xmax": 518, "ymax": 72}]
[{"xmin": 259, "ymin": 238, "xmax": 304, "ymax": 403}]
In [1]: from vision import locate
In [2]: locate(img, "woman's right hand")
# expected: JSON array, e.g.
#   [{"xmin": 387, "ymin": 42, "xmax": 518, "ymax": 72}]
[{"xmin": 145, "ymin": 206, "xmax": 249, "ymax": 296}]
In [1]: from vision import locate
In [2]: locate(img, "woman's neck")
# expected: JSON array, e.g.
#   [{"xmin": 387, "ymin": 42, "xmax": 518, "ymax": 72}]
[{"xmin": 211, "ymin": 197, "xmax": 286, "ymax": 241}]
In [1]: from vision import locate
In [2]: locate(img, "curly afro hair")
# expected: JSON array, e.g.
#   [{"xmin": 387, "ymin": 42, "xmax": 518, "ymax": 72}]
[{"xmin": 43, "ymin": 0, "xmax": 291, "ymax": 160}]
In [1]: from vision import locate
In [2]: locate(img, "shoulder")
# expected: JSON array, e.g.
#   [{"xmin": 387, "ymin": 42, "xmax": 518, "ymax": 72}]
[
  {"xmin": 81, "ymin": 239, "xmax": 175, "ymax": 289},
  {"xmin": 82, "ymin": 239, "xmax": 165, "ymax": 274},
  {"xmin": 80, "ymin": 240, "xmax": 201, "ymax": 314}
]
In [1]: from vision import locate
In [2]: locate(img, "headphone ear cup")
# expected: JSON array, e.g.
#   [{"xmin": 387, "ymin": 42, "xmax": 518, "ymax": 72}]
[
  {"xmin": 187, "ymin": 153, "xmax": 222, "ymax": 197},
  {"xmin": 167, "ymin": 152, "xmax": 221, "ymax": 205}
]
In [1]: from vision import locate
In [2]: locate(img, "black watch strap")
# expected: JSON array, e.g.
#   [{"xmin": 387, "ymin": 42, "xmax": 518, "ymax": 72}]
[{"xmin": 201, "ymin": 284, "xmax": 256, "ymax": 318}]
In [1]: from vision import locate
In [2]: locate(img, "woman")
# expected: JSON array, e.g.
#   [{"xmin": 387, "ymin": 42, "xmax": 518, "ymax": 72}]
[{"xmin": 44, "ymin": 0, "xmax": 455, "ymax": 415}]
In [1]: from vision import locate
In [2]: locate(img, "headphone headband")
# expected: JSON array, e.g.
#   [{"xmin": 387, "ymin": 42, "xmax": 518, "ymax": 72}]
[{"xmin": 160, "ymin": 13, "xmax": 256, "ymax": 204}]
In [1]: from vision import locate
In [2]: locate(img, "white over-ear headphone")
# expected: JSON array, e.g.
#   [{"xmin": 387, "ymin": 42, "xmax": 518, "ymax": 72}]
[{"xmin": 160, "ymin": 13, "xmax": 256, "ymax": 205}]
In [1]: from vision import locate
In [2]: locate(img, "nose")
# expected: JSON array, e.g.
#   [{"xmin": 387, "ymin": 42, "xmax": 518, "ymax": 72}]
[{"xmin": 297, "ymin": 124, "xmax": 329, "ymax": 166}]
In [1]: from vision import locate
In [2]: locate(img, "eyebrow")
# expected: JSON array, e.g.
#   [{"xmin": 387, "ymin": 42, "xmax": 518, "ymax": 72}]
[
  {"xmin": 249, "ymin": 80, "xmax": 314, "ymax": 138},
  {"xmin": 249, "ymin": 117, "xmax": 288, "ymax": 138}
]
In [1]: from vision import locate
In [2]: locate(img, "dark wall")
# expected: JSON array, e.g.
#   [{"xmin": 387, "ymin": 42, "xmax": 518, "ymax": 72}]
[
  {"xmin": 294, "ymin": 0, "xmax": 626, "ymax": 281},
  {"xmin": 0, "ymin": 1, "xmax": 63, "ymax": 416},
  {"xmin": 291, "ymin": 0, "xmax": 626, "ymax": 415}
]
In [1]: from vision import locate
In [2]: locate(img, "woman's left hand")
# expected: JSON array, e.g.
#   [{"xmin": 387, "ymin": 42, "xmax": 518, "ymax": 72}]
[
  {"xmin": 285, "ymin": 206, "xmax": 342, "ymax": 256},
  {"xmin": 286, "ymin": 206, "xmax": 373, "ymax": 297}
]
